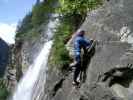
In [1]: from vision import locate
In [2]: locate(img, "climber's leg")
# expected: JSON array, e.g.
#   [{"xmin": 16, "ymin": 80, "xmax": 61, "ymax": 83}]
[
  {"xmin": 73, "ymin": 52, "xmax": 81, "ymax": 85},
  {"xmin": 73, "ymin": 63, "xmax": 81, "ymax": 82},
  {"xmin": 70, "ymin": 60, "xmax": 77, "ymax": 68}
]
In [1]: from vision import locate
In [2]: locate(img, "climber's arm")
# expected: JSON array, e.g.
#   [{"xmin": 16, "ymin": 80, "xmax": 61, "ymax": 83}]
[{"xmin": 82, "ymin": 37, "xmax": 91, "ymax": 48}]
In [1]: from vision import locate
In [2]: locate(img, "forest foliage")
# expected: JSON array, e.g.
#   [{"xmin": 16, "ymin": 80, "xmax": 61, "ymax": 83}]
[
  {"xmin": 16, "ymin": 0, "xmax": 57, "ymax": 40},
  {"xmin": 16, "ymin": 0, "xmax": 102, "ymax": 40},
  {"xmin": 58, "ymin": 0, "xmax": 102, "ymax": 15}
]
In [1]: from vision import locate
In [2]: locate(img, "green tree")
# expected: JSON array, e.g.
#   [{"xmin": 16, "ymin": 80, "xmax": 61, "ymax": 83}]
[
  {"xmin": 58, "ymin": 0, "xmax": 102, "ymax": 30},
  {"xmin": 16, "ymin": 12, "xmax": 33, "ymax": 38},
  {"xmin": 32, "ymin": 0, "xmax": 57, "ymax": 27},
  {"xmin": 16, "ymin": 0, "xmax": 57, "ymax": 39},
  {"xmin": 32, "ymin": 3, "xmax": 48, "ymax": 27},
  {"xmin": 59, "ymin": 0, "xmax": 102, "ymax": 14}
]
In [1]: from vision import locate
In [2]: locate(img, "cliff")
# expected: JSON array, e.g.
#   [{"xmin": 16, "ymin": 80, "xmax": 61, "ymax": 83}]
[
  {"xmin": 0, "ymin": 38, "xmax": 10, "ymax": 100},
  {"xmin": 42, "ymin": 0, "xmax": 133, "ymax": 100},
  {"xmin": 8, "ymin": 0, "xmax": 133, "ymax": 100},
  {"xmin": 0, "ymin": 38, "xmax": 9, "ymax": 77}
]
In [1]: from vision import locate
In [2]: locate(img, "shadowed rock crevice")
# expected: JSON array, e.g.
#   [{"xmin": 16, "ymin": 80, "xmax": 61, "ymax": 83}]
[
  {"xmin": 51, "ymin": 78, "xmax": 65, "ymax": 97},
  {"xmin": 99, "ymin": 64, "xmax": 133, "ymax": 87}
]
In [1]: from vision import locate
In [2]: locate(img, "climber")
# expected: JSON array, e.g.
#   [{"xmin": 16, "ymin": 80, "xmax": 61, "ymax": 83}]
[{"xmin": 69, "ymin": 30, "xmax": 92, "ymax": 85}]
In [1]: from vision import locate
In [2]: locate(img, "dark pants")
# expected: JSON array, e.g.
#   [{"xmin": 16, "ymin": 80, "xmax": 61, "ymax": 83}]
[
  {"xmin": 73, "ymin": 62, "xmax": 81, "ymax": 82},
  {"xmin": 73, "ymin": 52, "xmax": 81, "ymax": 82}
]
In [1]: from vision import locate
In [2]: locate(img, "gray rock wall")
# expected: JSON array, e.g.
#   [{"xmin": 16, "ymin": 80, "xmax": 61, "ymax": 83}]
[
  {"xmin": 21, "ymin": 31, "xmax": 48, "ymax": 73},
  {"xmin": 81, "ymin": 0, "xmax": 133, "ymax": 99},
  {"xmin": 0, "ymin": 38, "xmax": 9, "ymax": 77},
  {"xmin": 43, "ymin": 0, "xmax": 133, "ymax": 100}
]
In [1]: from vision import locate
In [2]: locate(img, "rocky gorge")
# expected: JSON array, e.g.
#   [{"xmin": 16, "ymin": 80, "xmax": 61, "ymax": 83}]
[{"xmin": 1, "ymin": 0, "xmax": 133, "ymax": 100}]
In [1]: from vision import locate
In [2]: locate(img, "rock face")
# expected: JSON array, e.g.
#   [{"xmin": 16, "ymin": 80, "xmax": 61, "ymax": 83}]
[
  {"xmin": 0, "ymin": 38, "xmax": 9, "ymax": 77},
  {"xmin": 5, "ymin": 22, "xmax": 50, "ymax": 93},
  {"xmin": 20, "ymin": 32, "xmax": 48, "ymax": 73},
  {"xmin": 81, "ymin": 0, "xmax": 133, "ymax": 99},
  {"xmin": 42, "ymin": 0, "xmax": 133, "ymax": 100},
  {"xmin": 14, "ymin": 22, "xmax": 50, "ymax": 77}
]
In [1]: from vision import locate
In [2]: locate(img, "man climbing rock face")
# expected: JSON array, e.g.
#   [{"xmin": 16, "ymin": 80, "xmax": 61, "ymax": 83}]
[{"xmin": 70, "ymin": 30, "xmax": 91, "ymax": 85}]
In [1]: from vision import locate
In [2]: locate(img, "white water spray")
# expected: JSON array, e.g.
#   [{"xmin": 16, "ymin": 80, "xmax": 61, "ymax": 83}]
[
  {"xmin": 12, "ymin": 41, "xmax": 53, "ymax": 100},
  {"xmin": 12, "ymin": 14, "xmax": 59, "ymax": 100}
]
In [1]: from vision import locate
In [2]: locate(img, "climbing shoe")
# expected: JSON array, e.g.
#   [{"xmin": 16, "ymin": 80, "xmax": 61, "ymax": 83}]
[
  {"xmin": 70, "ymin": 61, "xmax": 77, "ymax": 67},
  {"xmin": 72, "ymin": 81, "xmax": 80, "ymax": 86}
]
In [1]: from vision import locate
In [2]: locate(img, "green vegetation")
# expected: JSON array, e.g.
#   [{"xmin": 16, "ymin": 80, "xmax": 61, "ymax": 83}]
[
  {"xmin": 57, "ymin": 0, "xmax": 103, "ymax": 29},
  {"xmin": 32, "ymin": 0, "xmax": 56, "ymax": 27},
  {"xmin": 58, "ymin": 0, "xmax": 102, "ymax": 15},
  {"xmin": 16, "ymin": 12, "xmax": 33, "ymax": 39},
  {"xmin": 0, "ymin": 87, "xmax": 9, "ymax": 100},
  {"xmin": 15, "ymin": 0, "xmax": 103, "ymax": 70},
  {"xmin": 0, "ymin": 79, "xmax": 10, "ymax": 100},
  {"xmin": 50, "ymin": 16, "xmax": 75, "ymax": 69},
  {"xmin": 50, "ymin": 0, "xmax": 103, "ymax": 70},
  {"xmin": 16, "ymin": 0, "xmax": 57, "ymax": 40},
  {"xmin": 16, "ymin": 0, "xmax": 102, "ymax": 40}
]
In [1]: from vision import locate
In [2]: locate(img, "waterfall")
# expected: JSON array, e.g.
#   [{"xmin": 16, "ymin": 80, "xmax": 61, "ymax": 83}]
[
  {"xmin": 11, "ymin": 14, "xmax": 59, "ymax": 100},
  {"xmin": 12, "ymin": 41, "xmax": 53, "ymax": 100}
]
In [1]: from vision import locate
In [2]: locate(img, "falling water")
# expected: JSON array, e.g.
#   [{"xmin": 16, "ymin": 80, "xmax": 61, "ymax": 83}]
[
  {"xmin": 12, "ymin": 14, "xmax": 59, "ymax": 100},
  {"xmin": 12, "ymin": 41, "xmax": 53, "ymax": 100}
]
